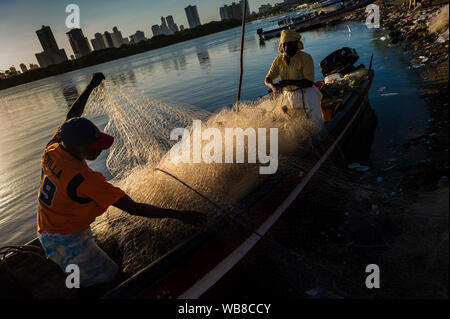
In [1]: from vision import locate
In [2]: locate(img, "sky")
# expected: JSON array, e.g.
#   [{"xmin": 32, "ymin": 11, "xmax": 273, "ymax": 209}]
[{"xmin": 0, "ymin": 0, "xmax": 280, "ymax": 71}]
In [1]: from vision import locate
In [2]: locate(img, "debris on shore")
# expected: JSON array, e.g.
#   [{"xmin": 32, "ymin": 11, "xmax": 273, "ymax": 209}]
[{"xmin": 229, "ymin": 1, "xmax": 449, "ymax": 299}]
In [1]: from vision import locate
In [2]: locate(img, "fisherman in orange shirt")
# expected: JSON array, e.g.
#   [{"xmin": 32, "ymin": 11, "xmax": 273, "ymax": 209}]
[{"xmin": 37, "ymin": 73, "xmax": 206, "ymax": 288}]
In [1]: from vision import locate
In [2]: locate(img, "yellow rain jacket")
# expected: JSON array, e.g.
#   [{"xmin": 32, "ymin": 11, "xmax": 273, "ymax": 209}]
[{"xmin": 266, "ymin": 30, "xmax": 315, "ymax": 82}]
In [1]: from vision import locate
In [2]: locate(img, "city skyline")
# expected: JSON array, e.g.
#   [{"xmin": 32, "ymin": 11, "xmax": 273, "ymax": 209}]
[{"xmin": 0, "ymin": 0, "xmax": 280, "ymax": 71}]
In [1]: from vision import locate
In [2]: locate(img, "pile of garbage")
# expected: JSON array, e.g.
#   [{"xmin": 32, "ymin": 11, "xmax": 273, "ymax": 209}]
[
  {"xmin": 384, "ymin": 3, "xmax": 448, "ymax": 47},
  {"xmin": 345, "ymin": 1, "xmax": 449, "ymax": 67}
]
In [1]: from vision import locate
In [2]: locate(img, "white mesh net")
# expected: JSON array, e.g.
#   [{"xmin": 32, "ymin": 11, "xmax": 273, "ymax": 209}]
[{"xmin": 85, "ymin": 82, "xmax": 322, "ymax": 275}]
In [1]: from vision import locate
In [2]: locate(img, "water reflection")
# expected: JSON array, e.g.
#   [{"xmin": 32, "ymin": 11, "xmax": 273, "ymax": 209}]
[
  {"xmin": 161, "ymin": 54, "xmax": 190, "ymax": 72},
  {"xmin": 195, "ymin": 46, "xmax": 210, "ymax": 68},
  {"xmin": 177, "ymin": 55, "xmax": 187, "ymax": 70},
  {"xmin": 109, "ymin": 69, "xmax": 137, "ymax": 86},
  {"xmin": 227, "ymin": 41, "xmax": 240, "ymax": 53},
  {"xmin": 228, "ymin": 36, "xmax": 257, "ymax": 53}
]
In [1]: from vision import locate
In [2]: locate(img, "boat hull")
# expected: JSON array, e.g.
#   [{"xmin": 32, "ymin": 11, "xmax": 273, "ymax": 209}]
[
  {"xmin": 260, "ymin": 0, "xmax": 376, "ymax": 40},
  {"xmin": 0, "ymin": 72, "xmax": 374, "ymax": 299}
]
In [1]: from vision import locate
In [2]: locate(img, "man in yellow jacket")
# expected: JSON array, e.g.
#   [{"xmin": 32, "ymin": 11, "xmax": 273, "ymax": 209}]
[{"xmin": 265, "ymin": 30, "xmax": 323, "ymax": 127}]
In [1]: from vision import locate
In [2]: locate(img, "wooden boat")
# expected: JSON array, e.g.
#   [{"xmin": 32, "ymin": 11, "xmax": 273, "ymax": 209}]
[
  {"xmin": 258, "ymin": 0, "xmax": 376, "ymax": 40},
  {"xmin": 0, "ymin": 68, "xmax": 374, "ymax": 299}
]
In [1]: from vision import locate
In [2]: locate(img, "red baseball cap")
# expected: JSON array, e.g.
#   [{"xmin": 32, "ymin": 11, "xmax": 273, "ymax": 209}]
[
  {"xmin": 88, "ymin": 132, "xmax": 115, "ymax": 150},
  {"xmin": 59, "ymin": 117, "xmax": 114, "ymax": 150}
]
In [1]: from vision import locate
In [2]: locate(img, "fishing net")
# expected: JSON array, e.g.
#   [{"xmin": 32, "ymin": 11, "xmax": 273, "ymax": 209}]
[{"xmin": 84, "ymin": 82, "xmax": 323, "ymax": 276}]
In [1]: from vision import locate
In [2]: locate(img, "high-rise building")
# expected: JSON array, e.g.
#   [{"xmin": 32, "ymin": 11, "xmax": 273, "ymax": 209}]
[
  {"xmin": 225, "ymin": 2, "xmax": 243, "ymax": 20},
  {"xmin": 220, "ymin": 6, "xmax": 229, "ymax": 20},
  {"xmin": 130, "ymin": 31, "xmax": 146, "ymax": 44},
  {"xmin": 185, "ymin": 5, "xmax": 201, "ymax": 29},
  {"xmin": 91, "ymin": 32, "xmax": 106, "ymax": 51},
  {"xmin": 19, "ymin": 63, "xmax": 28, "ymax": 73},
  {"xmin": 34, "ymin": 25, "xmax": 68, "ymax": 68},
  {"xmin": 240, "ymin": 0, "xmax": 250, "ymax": 17},
  {"xmin": 258, "ymin": 3, "xmax": 273, "ymax": 14},
  {"xmin": 102, "ymin": 31, "xmax": 115, "ymax": 48},
  {"xmin": 112, "ymin": 26, "xmax": 124, "ymax": 48},
  {"xmin": 67, "ymin": 28, "xmax": 92, "ymax": 59},
  {"xmin": 36, "ymin": 25, "xmax": 59, "ymax": 53},
  {"xmin": 166, "ymin": 15, "xmax": 179, "ymax": 33},
  {"xmin": 160, "ymin": 17, "xmax": 171, "ymax": 35},
  {"xmin": 9, "ymin": 66, "xmax": 18, "ymax": 75},
  {"xmin": 152, "ymin": 24, "xmax": 161, "ymax": 37},
  {"xmin": 90, "ymin": 38, "xmax": 100, "ymax": 51},
  {"xmin": 221, "ymin": 1, "xmax": 249, "ymax": 20}
]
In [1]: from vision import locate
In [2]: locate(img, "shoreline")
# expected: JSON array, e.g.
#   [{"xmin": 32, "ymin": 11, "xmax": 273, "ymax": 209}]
[{"xmin": 0, "ymin": 20, "xmax": 242, "ymax": 92}]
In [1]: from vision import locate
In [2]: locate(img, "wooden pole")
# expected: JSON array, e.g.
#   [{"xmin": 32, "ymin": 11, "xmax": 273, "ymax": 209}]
[{"xmin": 236, "ymin": 0, "xmax": 248, "ymax": 107}]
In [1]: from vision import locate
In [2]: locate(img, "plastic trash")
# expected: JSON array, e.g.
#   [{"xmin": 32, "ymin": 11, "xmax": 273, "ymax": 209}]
[
  {"xmin": 378, "ymin": 86, "xmax": 387, "ymax": 92},
  {"xmin": 376, "ymin": 177, "xmax": 383, "ymax": 182},
  {"xmin": 356, "ymin": 166, "xmax": 369, "ymax": 172},
  {"xmin": 409, "ymin": 64, "xmax": 424, "ymax": 69},
  {"xmin": 324, "ymin": 73, "xmax": 343, "ymax": 84},
  {"xmin": 347, "ymin": 163, "xmax": 361, "ymax": 169},
  {"xmin": 380, "ymin": 36, "xmax": 387, "ymax": 41},
  {"xmin": 381, "ymin": 93, "xmax": 399, "ymax": 96},
  {"xmin": 436, "ymin": 29, "xmax": 449, "ymax": 44},
  {"xmin": 419, "ymin": 56, "xmax": 429, "ymax": 63}
]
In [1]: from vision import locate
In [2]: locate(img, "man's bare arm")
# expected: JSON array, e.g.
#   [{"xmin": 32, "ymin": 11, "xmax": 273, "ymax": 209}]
[
  {"xmin": 66, "ymin": 73, "xmax": 105, "ymax": 120},
  {"xmin": 265, "ymin": 77, "xmax": 281, "ymax": 93},
  {"xmin": 113, "ymin": 195, "xmax": 206, "ymax": 227}
]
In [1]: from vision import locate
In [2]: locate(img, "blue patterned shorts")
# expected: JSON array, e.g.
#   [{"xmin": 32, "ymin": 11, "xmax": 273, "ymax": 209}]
[{"xmin": 38, "ymin": 228, "xmax": 118, "ymax": 287}]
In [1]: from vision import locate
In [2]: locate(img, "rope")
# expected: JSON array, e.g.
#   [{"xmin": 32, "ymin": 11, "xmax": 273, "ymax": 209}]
[
  {"xmin": 279, "ymin": 87, "xmax": 310, "ymax": 119},
  {"xmin": 154, "ymin": 166, "xmax": 378, "ymax": 296},
  {"xmin": 154, "ymin": 167, "xmax": 264, "ymax": 238},
  {"xmin": 301, "ymin": 88, "xmax": 310, "ymax": 119}
]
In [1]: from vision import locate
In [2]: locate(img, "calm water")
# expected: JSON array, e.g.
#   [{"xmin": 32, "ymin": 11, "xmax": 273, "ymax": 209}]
[{"xmin": 0, "ymin": 19, "xmax": 429, "ymax": 246}]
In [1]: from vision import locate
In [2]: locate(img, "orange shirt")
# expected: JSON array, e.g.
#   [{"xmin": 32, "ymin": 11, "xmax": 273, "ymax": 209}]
[{"xmin": 37, "ymin": 142, "xmax": 125, "ymax": 234}]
